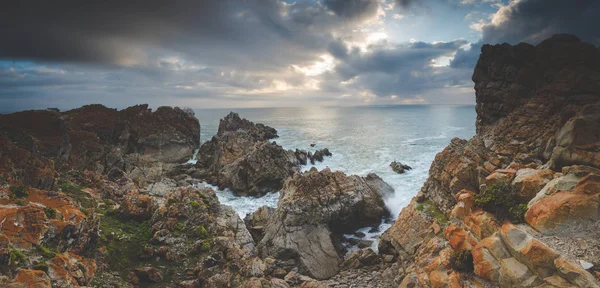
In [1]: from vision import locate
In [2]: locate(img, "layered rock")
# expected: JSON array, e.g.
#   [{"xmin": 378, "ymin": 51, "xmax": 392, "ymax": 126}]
[
  {"xmin": 256, "ymin": 168, "xmax": 392, "ymax": 280},
  {"xmin": 193, "ymin": 112, "xmax": 299, "ymax": 196},
  {"xmin": 381, "ymin": 35, "xmax": 600, "ymax": 287}
]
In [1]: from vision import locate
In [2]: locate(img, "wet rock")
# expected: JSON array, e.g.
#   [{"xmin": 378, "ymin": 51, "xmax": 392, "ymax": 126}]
[{"xmin": 390, "ymin": 161, "xmax": 412, "ymax": 174}]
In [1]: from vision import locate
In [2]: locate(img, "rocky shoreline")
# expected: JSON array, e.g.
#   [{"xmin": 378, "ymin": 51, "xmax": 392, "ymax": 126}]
[{"xmin": 1, "ymin": 34, "xmax": 600, "ymax": 288}]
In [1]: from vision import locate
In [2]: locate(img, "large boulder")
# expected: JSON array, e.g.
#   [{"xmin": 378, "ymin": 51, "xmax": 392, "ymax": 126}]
[
  {"xmin": 526, "ymin": 166, "xmax": 600, "ymax": 236},
  {"xmin": 194, "ymin": 113, "xmax": 298, "ymax": 196},
  {"xmin": 256, "ymin": 168, "xmax": 392, "ymax": 280}
]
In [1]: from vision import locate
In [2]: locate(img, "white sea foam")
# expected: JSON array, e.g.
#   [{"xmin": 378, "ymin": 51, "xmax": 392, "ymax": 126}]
[
  {"xmin": 199, "ymin": 182, "xmax": 280, "ymax": 218},
  {"xmin": 193, "ymin": 106, "xmax": 476, "ymax": 249}
]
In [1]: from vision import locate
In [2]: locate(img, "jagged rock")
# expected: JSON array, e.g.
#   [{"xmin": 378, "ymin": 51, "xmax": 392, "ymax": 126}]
[
  {"xmin": 378, "ymin": 199, "xmax": 435, "ymax": 258},
  {"xmin": 383, "ymin": 35, "xmax": 600, "ymax": 288},
  {"xmin": 257, "ymin": 168, "xmax": 392, "ymax": 280},
  {"xmin": 193, "ymin": 113, "xmax": 298, "ymax": 196},
  {"xmin": 390, "ymin": 161, "xmax": 412, "ymax": 174},
  {"xmin": 0, "ymin": 104, "xmax": 200, "ymax": 187},
  {"xmin": 217, "ymin": 112, "xmax": 277, "ymax": 140},
  {"xmin": 216, "ymin": 141, "xmax": 298, "ymax": 196},
  {"xmin": 244, "ymin": 206, "xmax": 275, "ymax": 243},
  {"xmin": 294, "ymin": 149, "xmax": 309, "ymax": 165},
  {"xmin": 309, "ymin": 148, "xmax": 332, "ymax": 165}
]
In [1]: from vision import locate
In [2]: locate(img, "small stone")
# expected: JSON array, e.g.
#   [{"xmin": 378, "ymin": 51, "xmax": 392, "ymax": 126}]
[{"xmin": 579, "ymin": 260, "xmax": 594, "ymax": 270}]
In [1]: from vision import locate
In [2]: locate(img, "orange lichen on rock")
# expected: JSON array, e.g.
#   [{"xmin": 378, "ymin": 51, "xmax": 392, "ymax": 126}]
[
  {"xmin": 8, "ymin": 269, "xmax": 52, "ymax": 288},
  {"xmin": 526, "ymin": 173, "xmax": 600, "ymax": 233},
  {"xmin": 47, "ymin": 252, "xmax": 97, "ymax": 287}
]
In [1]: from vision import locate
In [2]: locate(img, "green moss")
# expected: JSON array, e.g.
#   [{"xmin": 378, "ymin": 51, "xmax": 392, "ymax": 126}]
[
  {"xmin": 417, "ymin": 200, "xmax": 448, "ymax": 226},
  {"xmin": 172, "ymin": 222, "xmax": 186, "ymax": 237},
  {"xmin": 9, "ymin": 185, "xmax": 28, "ymax": 199},
  {"xmin": 59, "ymin": 181, "xmax": 95, "ymax": 209},
  {"xmin": 191, "ymin": 226, "xmax": 209, "ymax": 239},
  {"xmin": 200, "ymin": 241, "xmax": 211, "ymax": 252},
  {"xmin": 9, "ymin": 248, "xmax": 26, "ymax": 266},
  {"xmin": 99, "ymin": 213, "xmax": 153, "ymax": 277},
  {"xmin": 475, "ymin": 182, "xmax": 527, "ymax": 223},
  {"xmin": 450, "ymin": 249, "xmax": 474, "ymax": 273},
  {"xmin": 37, "ymin": 245, "xmax": 56, "ymax": 259},
  {"xmin": 44, "ymin": 207, "xmax": 57, "ymax": 219},
  {"xmin": 189, "ymin": 200, "xmax": 200, "ymax": 209}
]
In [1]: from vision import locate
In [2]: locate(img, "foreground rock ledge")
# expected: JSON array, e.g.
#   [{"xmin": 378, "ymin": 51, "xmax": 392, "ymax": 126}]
[{"xmin": 255, "ymin": 168, "xmax": 393, "ymax": 280}]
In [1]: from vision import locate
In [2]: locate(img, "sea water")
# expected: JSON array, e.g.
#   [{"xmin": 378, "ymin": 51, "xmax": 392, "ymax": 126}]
[{"xmin": 193, "ymin": 105, "xmax": 476, "ymax": 250}]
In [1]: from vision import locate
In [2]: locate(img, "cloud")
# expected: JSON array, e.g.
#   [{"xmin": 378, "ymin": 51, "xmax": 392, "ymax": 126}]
[
  {"xmin": 452, "ymin": 0, "xmax": 600, "ymax": 68},
  {"xmin": 10, "ymin": 0, "xmax": 595, "ymax": 111},
  {"xmin": 323, "ymin": 0, "xmax": 380, "ymax": 22}
]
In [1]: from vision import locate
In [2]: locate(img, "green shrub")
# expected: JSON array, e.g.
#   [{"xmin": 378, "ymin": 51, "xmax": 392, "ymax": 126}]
[
  {"xmin": 9, "ymin": 248, "xmax": 26, "ymax": 266},
  {"xmin": 189, "ymin": 200, "xmax": 200, "ymax": 209},
  {"xmin": 415, "ymin": 200, "xmax": 448, "ymax": 226},
  {"xmin": 9, "ymin": 186, "xmax": 28, "ymax": 199},
  {"xmin": 44, "ymin": 207, "xmax": 57, "ymax": 219},
  {"xmin": 191, "ymin": 226, "xmax": 209, "ymax": 239},
  {"xmin": 450, "ymin": 250, "xmax": 474, "ymax": 273},
  {"xmin": 200, "ymin": 241, "xmax": 211, "ymax": 252},
  {"xmin": 474, "ymin": 181, "xmax": 527, "ymax": 223},
  {"xmin": 99, "ymin": 214, "xmax": 153, "ymax": 276}
]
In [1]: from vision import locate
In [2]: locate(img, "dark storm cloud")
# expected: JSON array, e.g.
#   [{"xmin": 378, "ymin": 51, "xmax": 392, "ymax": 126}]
[
  {"xmin": 322, "ymin": 39, "xmax": 471, "ymax": 97},
  {"xmin": 0, "ymin": 0, "xmax": 347, "ymax": 70},
  {"xmin": 480, "ymin": 0, "xmax": 600, "ymax": 45},
  {"xmin": 451, "ymin": 0, "xmax": 600, "ymax": 68},
  {"xmin": 323, "ymin": 0, "xmax": 380, "ymax": 21}
]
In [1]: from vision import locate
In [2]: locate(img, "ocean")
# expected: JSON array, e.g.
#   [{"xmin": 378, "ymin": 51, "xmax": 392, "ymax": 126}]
[{"xmin": 193, "ymin": 105, "xmax": 476, "ymax": 249}]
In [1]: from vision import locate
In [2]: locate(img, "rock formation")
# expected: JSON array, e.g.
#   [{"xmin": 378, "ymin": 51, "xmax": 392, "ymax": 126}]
[
  {"xmin": 0, "ymin": 104, "xmax": 200, "ymax": 189},
  {"xmin": 390, "ymin": 161, "xmax": 412, "ymax": 174},
  {"xmin": 192, "ymin": 112, "xmax": 300, "ymax": 196},
  {"xmin": 379, "ymin": 34, "xmax": 600, "ymax": 287},
  {"xmin": 256, "ymin": 168, "xmax": 393, "ymax": 280}
]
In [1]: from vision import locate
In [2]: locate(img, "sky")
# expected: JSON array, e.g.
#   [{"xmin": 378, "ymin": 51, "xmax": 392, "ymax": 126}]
[{"xmin": 1, "ymin": 0, "xmax": 599, "ymax": 112}]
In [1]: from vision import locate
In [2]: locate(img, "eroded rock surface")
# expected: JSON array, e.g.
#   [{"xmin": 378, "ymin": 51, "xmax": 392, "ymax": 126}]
[
  {"xmin": 256, "ymin": 168, "xmax": 392, "ymax": 280},
  {"xmin": 378, "ymin": 35, "xmax": 600, "ymax": 287}
]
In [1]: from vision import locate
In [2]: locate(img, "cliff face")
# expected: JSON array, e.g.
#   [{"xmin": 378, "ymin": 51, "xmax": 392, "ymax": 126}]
[
  {"xmin": 380, "ymin": 35, "xmax": 600, "ymax": 287},
  {"xmin": 0, "ymin": 104, "xmax": 200, "ymax": 189}
]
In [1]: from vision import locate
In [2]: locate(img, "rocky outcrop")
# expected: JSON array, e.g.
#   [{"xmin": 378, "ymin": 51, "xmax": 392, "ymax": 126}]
[
  {"xmin": 381, "ymin": 35, "xmax": 600, "ymax": 287},
  {"xmin": 256, "ymin": 168, "xmax": 392, "ymax": 280},
  {"xmin": 193, "ymin": 112, "xmax": 299, "ymax": 196},
  {"xmin": 390, "ymin": 161, "xmax": 412, "ymax": 174},
  {"xmin": 0, "ymin": 104, "xmax": 200, "ymax": 188}
]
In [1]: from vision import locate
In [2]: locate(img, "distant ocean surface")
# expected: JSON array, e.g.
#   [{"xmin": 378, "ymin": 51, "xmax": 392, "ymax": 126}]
[{"xmin": 194, "ymin": 105, "xmax": 476, "ymax": 247}]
